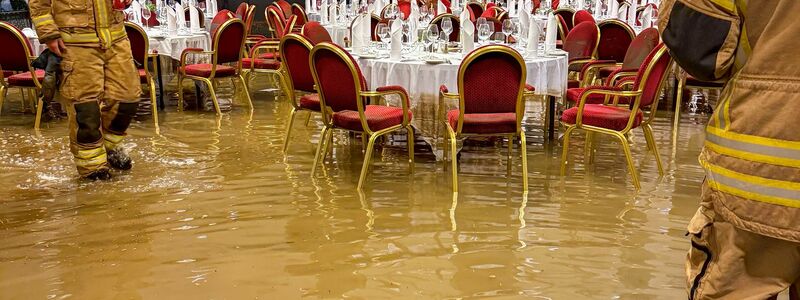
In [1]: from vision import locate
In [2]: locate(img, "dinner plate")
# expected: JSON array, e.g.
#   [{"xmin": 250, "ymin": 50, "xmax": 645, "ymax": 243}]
[{"xmin": 425, "ymin": 59, "xmax": 448, "ymax": 65}]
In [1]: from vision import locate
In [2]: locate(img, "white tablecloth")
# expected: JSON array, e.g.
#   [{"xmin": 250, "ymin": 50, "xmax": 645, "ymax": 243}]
[
  {"xmin": 146, "ymin": 30, "xmax": 212, "ymax": 60},
  {"xmin": 322, "ymin": 24, "xmax": 350, "ymax": 46}
]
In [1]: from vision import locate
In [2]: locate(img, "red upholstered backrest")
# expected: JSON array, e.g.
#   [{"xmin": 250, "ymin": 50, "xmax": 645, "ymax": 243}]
[
  {"xmin": 302, "ymin": 21, "xmax": 332, "ymax": 44},
  {"xmin": 215, "ymin": 20, "xmax": 246, "ymax": 64},
  {"xmin": 556, "ymin": 14, "xmax": 569, "ymax": 40},
  {"xmin": 268, "ymin": 6, "xmax": 289, "ymax": 38},
  {"xmin": 467, "ymin": 2, "xmax": 484, "ymax": 19},
  {"xmin": 597, "ymin": 21, "xmax": 633, "ymax": 62},
  {"xmin": 633, "ymin": 44, "xmax": 671, "ymax": 107},
  {"xmin": 622, "ymin": 27, "xmax": 659, "ymax": 70},
  {"xmin": 244, "ymin": 5, "xmax": 256, "ymax": 35},
  {"xmin": 550, "ymin": 0, "xmax": 560, "ymax": 10},
  {"xmin": 460, "ymin": 46, "xmax": 524, "ymax": 114},
  {"xmin": 480, "ymin": 6, "xmax": 496, "ymax": 18},
  {"xmin": 311, "ymin": 43, "xmax": 368, "ymax": 112},
  {"xmin": 554, "ymin": 9, "xmax": 574, "ymax": 30},
  {"xmin": 235, "ymin": 2, "xmax": 249, "ymax": 18},
  {"xmin": 431, "ymin": 15, "xmax": 460, "ymax": 42},
  {"xmin": 124, "ymin": 23, "xmax": 147, "ymax": 66},
  {"xmin": 371, "ymin": 15, "xmax": 381, "ymax": 41},
  {"xmin": 0, "ymin": 22, "xmax": 33, "ymax": 71},
  {"xmin": 398, "ymin": 1, "xmax": 411, "ymax": 20},
  {"xmin": 210, "ymin": 10, "xmax": 235, "ymax": 39},
  {"xmin": 292, "ymin": 4, "xmax": 307, "ymax": 25},
  {"xmin": 563, "ymin": 22, "xmax": 598, "ymax": 61},
  {"xmin": 572, "ymin": 10, "xmax": 595, "ymax": 27},
  {"xmin": 276, "ymin": 0, "xmax": 294, "ymax": 18},
  {"xmin": 532, "ymin": 0, "xmax": 541, "ymax": 12},
  {"xmin": 281, "ymin": 35, "xmax": 315, "ymax": 92}
]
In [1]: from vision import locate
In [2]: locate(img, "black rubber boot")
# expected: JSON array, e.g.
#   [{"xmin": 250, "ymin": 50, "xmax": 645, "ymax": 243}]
[
  {"xmin": 107, "ymin": 148, "xmax": 132, "ymax": 170},
  {"xmin": 84, "ymin": 168, "xmax": 112, "ymax": 180}
]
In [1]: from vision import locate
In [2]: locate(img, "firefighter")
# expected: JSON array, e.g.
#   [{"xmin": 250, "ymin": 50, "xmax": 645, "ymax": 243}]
[{"xmin": 29, "ymin": 0, "xmax": 142, "ymax": 180}]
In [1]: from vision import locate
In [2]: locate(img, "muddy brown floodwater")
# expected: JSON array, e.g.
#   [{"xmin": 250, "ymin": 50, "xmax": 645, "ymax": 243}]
[{"xmin": 0, "ymin": 86, "xmax": 711, "ymax": 299}]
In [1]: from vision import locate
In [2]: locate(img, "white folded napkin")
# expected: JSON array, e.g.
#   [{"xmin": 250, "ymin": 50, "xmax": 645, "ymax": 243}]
[
  {"xmin": 628, "ymin": 1, "xmax": 638, "ymax": 26},
  {"xmin": 176, "ymin": 2, "xmax": 186, "ymax": 30},
  {"xmin": 390, "ymin": 20, "xmax": 403, "ymax": 59},
  {"xmin": 305, "ymin": 0, "xmax": 311, "ymax": 14},
  {"xmin": 460, "ymin": 15, "xmax": 474, "ymax": 54},
  {"xmin": 437, "ymin": 0, "xmax": 446, "ymax": 16},
  {"xmin": 526, "ymin": 13, "xmax": 539, "ymax": 57},
  {"xmin": 373, "ymin": 0, "xmax": 383, "ymax": 15},
  {"xmin": 575, "ymin": 0, "xmax": 584, "ymax": 11},
  {"xmin": 167, "ymin": 8, "xmax": 177, "ymax": 32},
  {"xmin": 594, "ymin": 0, "xmax": 602, "ymax": 17},
  {"xmin": 508, "ymin": 0, "xmax": 517, "ymax": 17},
  {"xmin": 544, "ymin": 12, "xmax": 557, "ymax": 52},
  {"xmin": 352, "ymin": 14, "xmax": 370, "ymax": 54},
  {"xmin": 330, "ymin": 2, "xmax": 338, "ymax": 25},
  {"xmin": 208, "ymin": 0, "xmax": 217, "ymax": 16},
  {"xmin": 190, "ymin": 5, "xmax": 201, "ymax": 30},
  {"xmin": 320, "ymin": 1, "xmax": 329, "ymax": 23},
  {"xmin": 642, "ymin": 5, "xmax": 653, "ymax": 27},
  {"xmin": 608, "ymin": 0, "xmax": 618, "ymax": 19},
  {"xmin": 130, "ymin": 0, "xmax": 142, "ymax": 25},
  {"xmin": 519, "ymin": 6, "xmax": 528, "ymax": 34},
  {"xmin": 618, "ymin": 2, "xmax": 629, "ymax": 21}
]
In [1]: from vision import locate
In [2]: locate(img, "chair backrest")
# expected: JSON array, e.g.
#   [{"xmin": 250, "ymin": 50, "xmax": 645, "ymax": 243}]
[
  {"xmin": 621, "ymin": 27, "xmax": 660, "ymax": 70},
  {"xmin": 268, "ymin": 6, "xmax": 295, "ymax": 38},
  {"xmin": 183, "ymin": 6, "xmax": 205, "ymax": 28},
  {"xmin": 563, "ymin": 21, "xmax": 599, "ymax": 61},
  {"xmin": 380, "ymin": 3, "xmax": 397, "ymax": 19},
  {"xmin": 276, "ymin": 0, "xmax": 294, "ymax": 19},
  {"xmin": 124, "ymin": 22, "xmax": 148, "ymax": 67},
  {"xmin": 467, "ymin": 2, "xmax": 484, "ymax": 19},
  {"xmin": 596, "ymin": 19, "xmax": 634, "ymax": 62},
  {"xmin": 572, "ymin": 10, "xmax": 595, "ymax": 27},
  {"xmin": 632, "ymin": 43, "xmax": 672, "ymax": 108},
  {"xmin": 280, "ymin": 34, "xmax": 315, "ymax": 94},
  {"xmin": 398, "ymin": 1, "xmax": 411, "ymax": 20},
  {"xmin": 210, "ymin": 9, "xmax": 235, "ymax": 39},
  {"xmin": 291, "ymin": 3, "xmax": 307, "ymax": 25},
  {"xmin": 431, "ymin": 14, "xmax": 460, "ymax": 42},
  {"xmin": 310, "ymin": 42, "xmax": 369, "ymax": 113},
  {"xmin": 556, "ymin": 14, "xmax": 569, "ymax": 41},
  {"xmin": 301, "ymin": 21, "xmax": 332, "ymax": 45},
  {"xmin": 458, "ymin": 45, "xmax": 526, "ymax": 115},
  {"xmin": 213, "ymin": 18, "xmax": 246, "ymax": 64},
  {"xmin": 0, "ymin": 21, "xmax": 34, "ymax": 72},
  {"xmin": 244, "ymin": 4, "xmax": 256, "ymax": 35},
  {"xmin": 554, "ymin": 8, "xmax": 575, "ymax": 31},
  {"xmin": 550, "ymin": 0, "xmax": 560, "ymax": 10},
  {"xmin": 235, "ymin": 2, "xmax": 249, "ymax": 18}
]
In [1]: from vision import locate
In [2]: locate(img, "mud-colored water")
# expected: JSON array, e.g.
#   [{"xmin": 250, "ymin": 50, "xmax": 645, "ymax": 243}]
[{"xmin": 0, "ymin": 86, "xmax": 711, "ymax": 299}]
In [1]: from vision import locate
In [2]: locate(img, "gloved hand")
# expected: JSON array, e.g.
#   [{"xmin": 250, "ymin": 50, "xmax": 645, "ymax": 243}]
[{"xmin": 31, "ymin": 49, "xmax": 63, "ymax": 104}]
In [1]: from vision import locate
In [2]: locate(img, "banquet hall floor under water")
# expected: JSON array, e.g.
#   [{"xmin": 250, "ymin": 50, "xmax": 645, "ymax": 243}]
[{"xmin": 0, "ymin": 88, "xmax": 713, "ymax": 299}]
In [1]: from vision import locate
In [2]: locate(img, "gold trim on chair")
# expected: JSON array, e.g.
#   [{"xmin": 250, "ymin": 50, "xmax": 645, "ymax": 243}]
[
  {"xmin": 0, "ymin": 21, "xmax": 44, "ymax": 130},
  {"xmin": 279, "ymin": 33, "xmax": 317, "ymax": 153},
  {"xmin": 124, "ymin": 21, "xmax": 160, "ymax": 132}
]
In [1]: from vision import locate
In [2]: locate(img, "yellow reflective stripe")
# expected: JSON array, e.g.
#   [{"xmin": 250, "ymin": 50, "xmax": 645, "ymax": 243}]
[
  {"xmin": 702, "ymin": 160, "xmax": 800, "ymax": 208},
  {"xmin": 705, "ymin": 126, "xmax": 800, "ymax": 168},
  {"xmin": 76, "ymin": 147, "xmax": 106, "ymax": 160},
  {"xmin": 31, "ymin": 14, "xmax": 53, "ymax": 23},
  {"xmin": 110, "ymin": 27, "xmax": 127, "ymax": 40},
  {"xmin": 104, "ymin": 133, "xmax": 125, "ymax": 150},
  {"xmin": 708, "ymin": 0, "xmax": 736, "ymax": 13},
  {"xmin": 705, "ymin": 141, "xmax": 800, "ymax": 168},
  {"xmin": 707, "ymin": 126, "xmax": 800, "ymax": 149},
  {"xmin": 75, "ymin": 153, "xmax": 108, "ymax": 167},
  {"xmin": 60, "ymin": 32, "xmax": 100, "ymax": 43}
]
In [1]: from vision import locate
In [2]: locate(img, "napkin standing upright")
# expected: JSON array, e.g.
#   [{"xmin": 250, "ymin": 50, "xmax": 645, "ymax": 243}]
[
  {"xmin": 390, "ymin": 20, "xmax": 403, "ymax": 60},
  {"xmin": 190, "ymin": 3, "xmax": 201, "ymax": 31},
  {"xmin": 330, "ymin": 2, "xmax": 338, "ymax": 25},
  {"xmin": 459, "ymin": 7, "xmax": 474, "ymax": 54},
  {"xmin": 409, "ymin": 2, "xmax": 420, "ymax": 43},
  {"xmin": 437, "ymin": 0, "xmax": 446, "ymax": 16},
  {"xmin": 508, "ymin": 0, "xmax": 517, "ymax": 17},
  {"xmin": 373, "ymin": 0, "xmax": 384, "ymax": 15},
  {"xmin": 575, "ymin": 0, "xmax": 583, "ymax": 11},
  {"xmin": 352, "ymin": 14, "xmax": 370, "ymax": 54},
  {"xmin": 627, "ymin": 1, "xmax": 637, "ymax": 26},
  {"xmin": 607, "ymin": 0, "xmax": 617, "ymax": 20},
  {"xmin": 594, "ymin": 0, "xmax": 602, "ymax": 17},
  {"xmin": 642, "ymin": 5, "xmax": 652, "ymax": 27},
  {"xmin": 519, "ymin": 5, "xmax": 529, "ymax": 35},
  {"xmin": 544, "ymin": 12, "xmax": 557, "ymax": 52},
  {"xmin": 175, "ymin": 2, "xmax": 186, "ymax": 30},
  {"xmin": 320, "ymin": 0, "xmax": 329, "ymax": 23},
  {"xmin": 130, "ymin": 0, "xmax": 142, "ymax": 25},
  {"xmin": 208, "ymin": 0, "xmax": 217, "ymax": 16},
  {"xmin": 526, "ymin": 13, "xmax": 540, "ymax": 57},
  {"xmin": 167, "ymin": 8, "xmax": 177, "ymax": 32}
]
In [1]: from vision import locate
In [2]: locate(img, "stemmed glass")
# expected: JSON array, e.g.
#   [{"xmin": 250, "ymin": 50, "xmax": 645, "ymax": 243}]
[
  {"xmin": 478, "ymin": 23, "xmax": 492, "ymax": 45},
  {"xmin": 420, "ymin": 5, "xmax": 430, "ymax": 25},
  {"xmin": 425, "ymin": 24, "xmax": 439, "ymax": 55},
  {"xmin": 376, "ymin": 23, "xmax": 389, "ymax": 50},
  {"xmin": 441, "ymin": 17, "xmax": 453, "ymax": 42},
  {"xmin": 141, "ymin": 6, "xmax": 152, "ymax": 29},
  {"xmin": 379, "ymin": 24, "xmax": 391, "ymax": 51},
  {"xmin": 502, "ymin": 19, "xmax": 514, "ymax": 44}
]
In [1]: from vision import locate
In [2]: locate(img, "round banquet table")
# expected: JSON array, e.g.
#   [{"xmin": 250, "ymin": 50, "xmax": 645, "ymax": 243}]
[
  {"xmin": 352, "ymin": 49, "xmax": 568, "ymax": 159},
  {"xmin": 321, "ymin": 23, "xmax": 350, "ymax": 46}
]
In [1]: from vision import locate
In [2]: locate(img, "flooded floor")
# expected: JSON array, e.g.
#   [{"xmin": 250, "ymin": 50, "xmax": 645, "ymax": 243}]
[{"xmin": 0, "ymin": 84, "xmax": 712, "ymax": 299}]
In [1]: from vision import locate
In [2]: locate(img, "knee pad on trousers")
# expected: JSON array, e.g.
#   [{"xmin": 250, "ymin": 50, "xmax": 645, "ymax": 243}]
[
  {"xmin": 74, "ymin": 101, "xmax": 102, "ymax": 144},
  {"xmin": 108, "ymin": 102, "xmax": 140, "ymax": 133}
]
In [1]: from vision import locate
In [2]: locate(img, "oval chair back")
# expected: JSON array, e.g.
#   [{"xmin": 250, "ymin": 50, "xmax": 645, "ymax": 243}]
[
  {"xmin": 276, "ymin": 0, "xmax": 294, "ymax": 19},
  {"xmin": 621, "ymin": 27, "xmax": 660, "ymax": 70},
  {"xmin": 210, "ymin": 10, "xmax": 235, "ymax": 39},
  {"xmin": 301, "ymin": 21, "xmax": 332, "ymax": 45},
  {"xmin": 291, "ymin": 3, "xmax": 308, "ymax": 25},
  {"xmin": 235, "ymin": 2, "xmax": 249, "ymax": 18},
  {"xmin": 555, "ymin": 14, "xmax": 569, "ymax": 41},
  {"xmin": 596, "ymin": 19, "xmax": 634, "ymax": 62},
  {"xmin": 124, "ymin": 22, "xmax": 148, "ymax": 67},
  {"xmin": 398, "ymin": 1, "xmax": 411, "ymax": 20},
  {"xmin": 380, "ymin": 3, "xmax": 398, "ymax": 19},
  {"xmin": 309, "ymin": 42, "xmax": 368, "ymax": 114},
  {"xmin": 554, "ymin": 8, "xmax": 575, "ymax": 31},
  {"xmin": 456, "ymin": 45, "xmax": 526, "ymax": 129},
  {"xmin": 268, "ymin": 6, "xmax": 296, "ymax": 39},
  {"xmin": 243, "ymin": 4, "xmax": 256, "ymax": 36},
  {"xmin": 631, "ymin": 43, "xmax": 672, "ymax": 109},
  {"xmin": 466, "ymin": 2, "xmax": 484, "ymax": 19},
  {"xmin": 183, "ymin": 6, "xmax": 205, "ymax": 28},
  {"xmin": 0, "ymin": 21, "xmax": 34, "ymax": 72},
  {"xmin": 563, "ymin": 21, "xmax": 599, "ymax": 61},
  {"xmin": 280, "ymin": 34, "xmax": 316, "ymax": 103},
  {"xmin": 430, "ymin": 14, "xmax": 460, "ymax": 42},
  {"xmin": 213, "ymin": 19, "xmax": 247, "ymax": 65},
  {"xmin": 572, "ymin": 9, "xmax": 595, "ymax": 27}
]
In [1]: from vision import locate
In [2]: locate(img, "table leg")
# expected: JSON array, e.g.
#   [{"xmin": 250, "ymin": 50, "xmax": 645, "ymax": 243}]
[
  {"xmin": 156, "ymin": 56, "xmax": 165, "ymax": 110},
  {"xmin": 547, "ymin": 95, "xmax": 556, "ymax": 141}
]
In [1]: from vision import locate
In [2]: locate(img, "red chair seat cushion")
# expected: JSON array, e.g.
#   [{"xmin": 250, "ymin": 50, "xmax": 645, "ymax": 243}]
[
  {"xmin": 242, "ymin": 58, "xmax": 280, "ymax": 70},
  {"xmin": 182, "ymin": 64, "xmax": 236, "ymax": 78},
  {"xmin": 447, "ymin": 109, "xmax": 517, "ymax": 134},
  {"xmin": 333, "ymin": 105, "xmax": 411, "ymax": 132},
  {"xmin": 257, "ymin": 52, "xmax": 281, "ymax": 60},
  {"xmin": 568, "ymin": 79, "xmax": 580, "ymax": 89},
  {"xmin": 566, "ymin": 87, "xmax": 630, "ymax": 105},
  {"xmin": 560, "ymin": 104, "xmax": 643, "ymax": 131},
  {"xmin": 298, "ymin": 93, "xmax": 321, "ymax": 111},
  {"xmin": 7, "ymin": 70, "xmax": 45, "ymax": 87}
]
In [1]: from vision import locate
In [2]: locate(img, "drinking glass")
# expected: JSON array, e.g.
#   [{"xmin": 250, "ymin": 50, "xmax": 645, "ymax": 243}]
[
  {"xmin": 376, "ymin": 23, "xmax": 389, "ymax": 49},
  {"xmin": 502, "ymin": 19, "xmax": 514, "ymax": 44},
  {"xmin": 477, "ymin": 17, "xmax": 488, "ymax": 28},
  {"xmin": 426, "ymin": 24, "xmax": 439, "ymax": 54},
  {"xmin": 379, "ymin": 26, "xmax": 391, "ymax": 50},
  {"xmin": 141, "ymin": 8, "xmax": 152, "ymax": 29},
  {"xmin": 441, "ymin": 17, "xmax": 453, "ymax": 41},
  {"xmin": 478, "ymin": 23, "xmax": 492, "ymax": 44}
]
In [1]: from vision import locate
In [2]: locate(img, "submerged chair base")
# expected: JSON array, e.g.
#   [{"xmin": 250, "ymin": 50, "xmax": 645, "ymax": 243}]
[
  {"xmin": 177, "ymin": 72, "xmax": 253, "ymax": 115},
  {"xmin": 0, "ymin": 79, "xmax": 45, "ymax": 130},
  {"xmin": 445, "ymin": 125, "xmax": 529, "ymax": 193}
]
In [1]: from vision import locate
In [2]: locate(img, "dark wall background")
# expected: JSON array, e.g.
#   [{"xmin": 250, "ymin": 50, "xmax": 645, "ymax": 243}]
[{"xmin": 217, "ymin": 0, "xmax": 302, "ymax": 35}]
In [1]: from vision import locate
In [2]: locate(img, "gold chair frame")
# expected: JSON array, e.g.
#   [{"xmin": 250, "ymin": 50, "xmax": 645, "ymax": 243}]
[
  {"xmin": 566, "ymin": 23, "xmax": 601, "ymax": 82},
  {"xmin": 279, "ymin": 34, "xmax": 318, "ymax": 152},
  {"xmin": 124, "ymin": 22, "xmax": 160, "ymax": 130},
  {"xmin": 673, "ymin": 70, "xmax": 724, "ymax": 132},
  {"xmin": 440, "ymin": 45, "xmax": 529, "ymax": 193},
  {"xmin": 0, "ymin": 22, "xmax": 44, "ymax": 130},
  {"xmin": 578, "ymin": 19, "xmax": 635, "ymax": 87},
  {"xmin": 177, "ymin": 18, "xmax": 252, "ymax": 115},
  {"xmin": 561, "ymin": 46, "xmax": 674, "ymax": 189},
  {"xmin": 309, "ymin": 43, "xmax": 414, "ymax": 190}
]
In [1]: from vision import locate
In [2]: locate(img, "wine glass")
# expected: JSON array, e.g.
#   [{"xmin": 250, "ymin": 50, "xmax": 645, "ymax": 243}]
[
  {"xmin": 379, "ymin": 25, "xmax": 391, "ymax": 50},
  {"xmin": 478, "ymin": 23, "xmax": 492, "ymax": 44},
  {"xmin": 477, "ymin": 17, "xmax": 488, "ymax": 28},
  {"xmin": 502, "ymin": 19, "xmax": 514, "ymax": 44},
  {"xmin": 420, "ymin": 5, "xmax": 430, "ymax": 24},
  {"xmin": 425, "ymin": 24, "xmax": 439, "ymax": 54},
  {"xmin": 376, "ymin": 23, "xmax": 388, "ymax": 49},
  {"xmin": 141, "ymin": 7, "xmax": 152, "ymax": 29},
  {"xmin": 441, "ymin": 17, "xmax": 453, "ymax": 42}
]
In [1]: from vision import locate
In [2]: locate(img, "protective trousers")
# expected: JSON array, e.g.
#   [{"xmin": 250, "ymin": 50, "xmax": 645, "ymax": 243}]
[
  {"xmin": 60, "ymin": 38, "xmax": 141, "ymax": 176},
  {"xmin": 687, "ymin": 183, "xmax": 800, "ymax": 300}
]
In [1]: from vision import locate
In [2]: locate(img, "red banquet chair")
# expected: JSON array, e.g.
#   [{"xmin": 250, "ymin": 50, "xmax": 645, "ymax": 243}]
[
  {"xmin": 467, "ymin": 2, "xmax": 484, "ymax": 19},
  {"xmin": 431, "ymin": 14, "xmax": 461, "ymax": 42},
  {"xmin": 210, "ymin": 9, "xmax": 235, "ymax": 38},
  {"xmin": 577, "ymin": 27, "xmax": 659, "ymax": 94},
  {"xmin": 280, "ymin": 34, "xmax": 323, "ymax": 152},
  {"xmin": 0, "ymin": 21, "xmax": 45, "ymax": 129},
  {"xmin": 275, "ymin": 0, "xmax": 294, "ymax": 19},
  {"xmin": 235, "ymin": 2, "xmax": 249, "ymax": 18},
  {"xmin": 554, "ymin": 8, "xmax": 576, "ymax": 31},
  {"xmin": 572, "ymin": 9, "xmax": 595, "ymax": 27},
  {"xmin": 560, "ymin": 44, "xmax": 673, "ymax": 189},
  {"xmin": 309, "ymin": 42, "xmax": 414, "ymax": 190},
  {"xmin": 564, "ymin": 22, "xmax": 600, "ymax": 88},
  {"xmin": 398, "ymin": 1, "xmax": 412, "ymax": 20},
  {"xmin": 301, "ymin": 21, "xmax": 333, "ymax": 45},
  {"xmin": 177, "ymin": 18, "xmax": 252, "ymax": 114},
  {"xmin": 291, "ymin": 3, "xmax": 308, "ymax": 26},
  {"xmin": 124, "ymin": 22, "xmax": 160, "ymax": 128},
  {"xmin": 439, "ymin": 45, "xmax": 529, "ymax": 193},
  {"xmin": 242, "ymin": 38, "xmax": 285, "ymax": 94},
  {"xmin": 555, "ymin": 14, "xmax": 568, "ymax": 48},
  {"xmin": 574, "ymin": 19, "xmax": 635, "ymax": 87}
]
